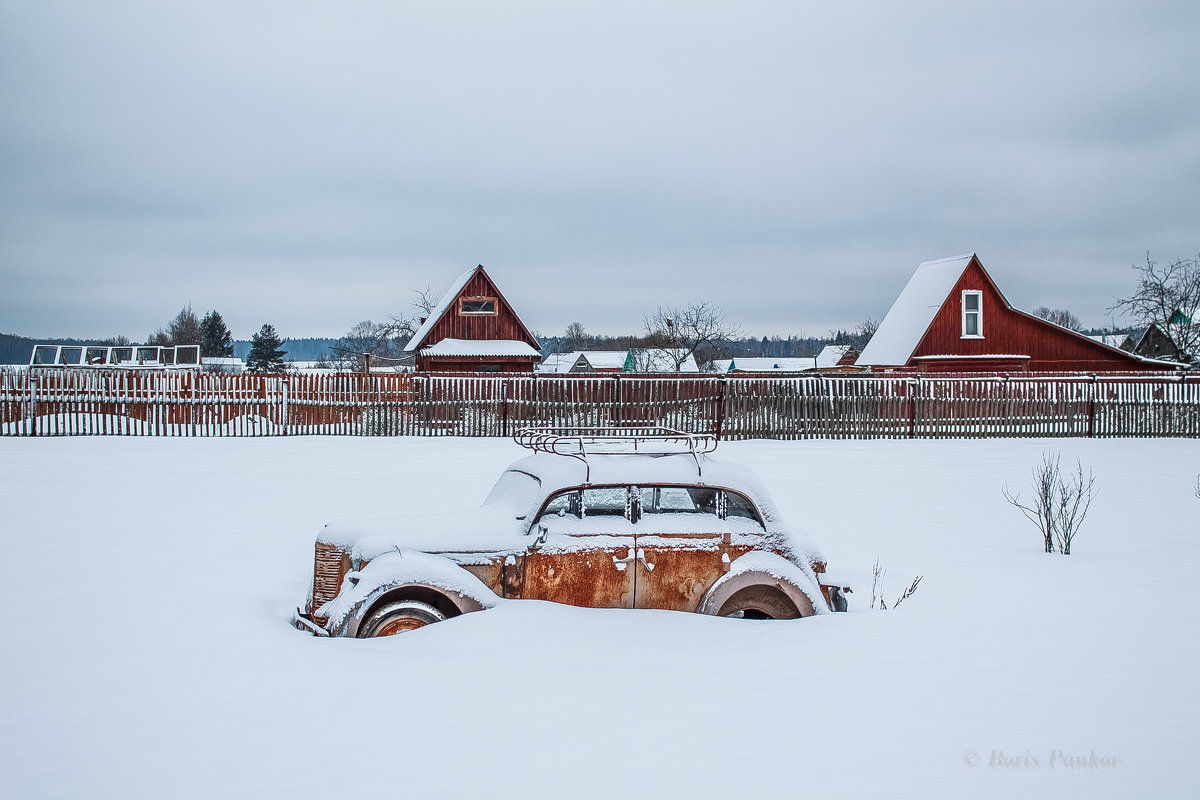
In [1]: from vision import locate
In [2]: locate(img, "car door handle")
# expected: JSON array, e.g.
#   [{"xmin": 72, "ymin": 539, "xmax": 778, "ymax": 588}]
[
  {"xmin": 613, "ymin": 548, "xmax": 655, "ymax": 572},
  {"xmin": 613, "ymin": 549, "xmax": 636, "ymax": 571},
  {"xmin": 636, "ymin": 548, "xmax": 655, "ymax": 572}
]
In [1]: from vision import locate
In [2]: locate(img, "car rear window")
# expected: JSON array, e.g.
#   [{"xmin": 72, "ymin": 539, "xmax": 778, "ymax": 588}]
[{"xmin": 483, "ymin": 469, "xmax": 543, "ymax": 513}]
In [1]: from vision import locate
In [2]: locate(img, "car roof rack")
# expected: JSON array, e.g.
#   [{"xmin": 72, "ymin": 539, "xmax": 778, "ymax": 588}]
[{"xmin": 513, "ymin": 426, "xmax": 717, "ymax": 481}]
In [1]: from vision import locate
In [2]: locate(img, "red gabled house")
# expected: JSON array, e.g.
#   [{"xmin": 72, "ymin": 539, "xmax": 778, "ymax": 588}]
[
  {"xmin": 404, "ymin": 265, "xmax": 542, "ymax": 373},
  {"xmin": 857, "ymin": 253, "xmax": 1175, "ymax": 373}
]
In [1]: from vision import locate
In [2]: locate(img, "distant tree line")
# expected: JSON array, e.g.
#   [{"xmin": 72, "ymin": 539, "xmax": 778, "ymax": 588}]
[{"xmin": 9, "ymin": 253, "xmax": 1194, "ymax": 368}]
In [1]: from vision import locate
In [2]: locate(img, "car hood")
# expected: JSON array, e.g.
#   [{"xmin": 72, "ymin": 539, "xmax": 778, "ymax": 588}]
[{"xmin": 319, "ymin": 502, "xmax": 533, "ymax": 561}]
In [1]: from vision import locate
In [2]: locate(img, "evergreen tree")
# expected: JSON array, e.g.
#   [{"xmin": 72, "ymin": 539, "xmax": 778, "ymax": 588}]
[
  {"xmin": 199, "ymin": 310, "xmax": 235, "ymax": 358},
  {"xmin": 246, "ymin": 324, "xmax": 288, "ymax": 372}
]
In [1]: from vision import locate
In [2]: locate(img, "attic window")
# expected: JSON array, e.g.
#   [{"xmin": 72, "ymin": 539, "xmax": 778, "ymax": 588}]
[
  {"xmin": 962, "ymin": 291, "xmax": 983, "ymax": 338},
  {"xmin": 459, "ymin": 297, "xmax": 496, "ymax": 315}
]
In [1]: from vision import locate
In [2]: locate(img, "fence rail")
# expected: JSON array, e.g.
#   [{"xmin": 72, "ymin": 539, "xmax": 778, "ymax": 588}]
[{"xmin": 2, "ymin": 369, "xmax": 1198, "ymax": 439}]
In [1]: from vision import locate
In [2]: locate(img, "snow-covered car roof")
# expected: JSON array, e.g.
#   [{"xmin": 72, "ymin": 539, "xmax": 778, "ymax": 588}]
[{"xmin": 320, "ymin": 450, "xmax": 824, "ymax": 566}]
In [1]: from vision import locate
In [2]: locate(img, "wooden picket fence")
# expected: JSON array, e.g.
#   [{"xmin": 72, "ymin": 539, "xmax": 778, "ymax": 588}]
[{"xmin": 2, "ymin": 368, "xmax": 1198, "ymax": 439}]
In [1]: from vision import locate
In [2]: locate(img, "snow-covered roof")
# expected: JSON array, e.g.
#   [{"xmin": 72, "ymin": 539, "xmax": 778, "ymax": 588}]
[
  {"xmin": 420, "ymin": 338, "xmax": 541, "ymax": 358},
  {"xmin": 857, "ymin": 254, "xmax": 976, "ymax": 366},
  {"xmin": 537, "ymin": 353, "xmax": 574, "ymax": 373},
  {"xmin": 815, "ymin": 345, "xmax": 853, "ymax": 368},
  {"xmin": 541, "ymin": 351, "xmax": 630, "ymax": 373},
  {"xmin": 403, "ymin": 266, "xmax": 476, "ymax": 353},
  {"xmin": 579, "ymin": 351, "xmax": 629, "ymax": 370},
  {"xmin": 729, "ymin": 357, "xmax": 816, "ymax": 372},
  {"xmin": 710, "ymin": 358, "xmax": 733, "ymax": 374}
]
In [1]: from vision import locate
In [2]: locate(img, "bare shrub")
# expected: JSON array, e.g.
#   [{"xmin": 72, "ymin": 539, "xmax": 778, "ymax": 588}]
[
  {"xmin": 1003, "ymin": 451, "xmax": 1059, "ymax": 553},
  {"xmin": 1004, "ymin": 451, "xmax": 1096, "ymax": 555},
  {"xmin": 870, "ymin": 557, "xmax": 923, "ymax": 610},
  {"xmin": 892, "ymin": 576, "xmax": 923, "ymax": 608},
  {"xmin": 1052, "ymin": 460, "xmax": 1097, "ymax": 556}
]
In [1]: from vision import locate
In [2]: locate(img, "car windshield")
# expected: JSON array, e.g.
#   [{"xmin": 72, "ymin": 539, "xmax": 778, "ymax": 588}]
[{"xmin": 482, "ymin": 469, "xmax": 543, "ymax": 515}]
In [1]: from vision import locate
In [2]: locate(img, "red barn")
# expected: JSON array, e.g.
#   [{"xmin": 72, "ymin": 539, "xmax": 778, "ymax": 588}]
[
  {"xmin": 857, "ymin": 253, "xmax": 1174, "ymax": 373},
  {"xmin": 404, "ymin": 265, "xmax": 542, "ymax": 373}
]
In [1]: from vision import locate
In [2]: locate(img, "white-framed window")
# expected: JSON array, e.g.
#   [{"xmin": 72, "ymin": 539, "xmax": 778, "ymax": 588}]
[
  {"xmin": 459, "ymin": 297, "xmax": 497, "ymax": 315},
  {"xmin": 962, "ymin": 290, "xmax": 983, "ymax": 338}
]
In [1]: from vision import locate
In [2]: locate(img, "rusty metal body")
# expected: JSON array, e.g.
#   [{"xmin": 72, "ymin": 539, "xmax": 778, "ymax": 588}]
[{"xmin": 297, "ymin": 430, "xmax": 847, "ymax": 636}]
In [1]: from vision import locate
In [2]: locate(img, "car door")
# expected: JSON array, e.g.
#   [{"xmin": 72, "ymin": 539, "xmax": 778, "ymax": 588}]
[
  {"xmin": 521, "ymin": 485, "xmax": 638, "ymax": 609},
  {"xmin": 632, "ymin": 486, "xmax": 763, "ymax": 612}
]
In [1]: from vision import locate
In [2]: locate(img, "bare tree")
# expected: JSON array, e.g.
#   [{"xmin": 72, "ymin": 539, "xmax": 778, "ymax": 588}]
[
  {"xmin": 328, "ymin": 320, "xmax": 407, "ymax": 372},
  {"xmin": 410, "ymin": 285, "xmax": 438, "ymax": 316},
  {"xmin": 564, "ymin": 322, "xmax": 590, "ymax": 352},
  {"xmin": 1032, "ymin": 306, "xmax": 1084, "ymax": 331},
  {"xmin": 856, "ymin": 315, "xmax": 880, "ymax": 346},
  {"xmin": 384, "ymin": 286, "xmax": 443, "ymax": 343},
  {"xmin": 1004, "ymin": 451, "xmax": 1096, "ymax": 555},
  {"xmin": 642, "ymin": 302, "xmax": 741, "ymax": 371},
  {"xmin": 1110, "ymin": 252, "xmax": 1200, "ymax": 361},
  {"xmin": 147, "ymin": 305, "xmax": 203, "ymax": 346}
]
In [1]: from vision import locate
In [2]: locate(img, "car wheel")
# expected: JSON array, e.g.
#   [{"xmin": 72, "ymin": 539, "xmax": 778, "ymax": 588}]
[
  {"xmin": 716, "ymin": 584, "xmax": 803, "ymax": 620},
  {"xmin": 358, "ymin": 599, "xmax": 447, "ymax": 636}
]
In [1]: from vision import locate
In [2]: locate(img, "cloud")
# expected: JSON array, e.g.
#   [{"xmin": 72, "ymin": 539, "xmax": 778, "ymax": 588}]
[{"xmin": 1, "ymin": 1, "xmax": 1197, "ymax": 341}]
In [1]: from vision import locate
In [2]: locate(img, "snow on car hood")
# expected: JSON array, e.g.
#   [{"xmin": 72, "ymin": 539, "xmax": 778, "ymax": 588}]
[{"xmin": 320, "ymin": 504, "xmax": 532, "ymax": 561}]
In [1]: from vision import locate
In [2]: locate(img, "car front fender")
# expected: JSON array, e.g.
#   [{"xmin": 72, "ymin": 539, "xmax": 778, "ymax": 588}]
[
  {"xmin": 318, "ymin": 550, "xmax": 501, "ymax": 637},
  {"xmin": 698, "ymin": 551, "xmax": 828, "ymax": 617}
]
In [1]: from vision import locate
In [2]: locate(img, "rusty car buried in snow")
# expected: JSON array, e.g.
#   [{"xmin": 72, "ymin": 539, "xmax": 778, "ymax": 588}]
[{"xmin": 295, "ymin": 428, "xmax": 849, "ymax": 637}]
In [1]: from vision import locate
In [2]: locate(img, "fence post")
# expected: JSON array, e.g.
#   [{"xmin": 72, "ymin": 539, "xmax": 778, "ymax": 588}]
[
  {"xmin": 1087, "ymin": 374, "xmax": 1097, "ymax": 438},
  {"xmin": 614, "ymin": 374, "xmax": 622, "ymax": 426},
  {"xmin": 907, "ymin": 377, "xmax": 919, "ymax": 439},
  {"xmin": 501, "ymin": 379, "xmax": 510, "ymax": 438},
  {"xmin": 715, "ymin": 376, "xmax": 727, "ymax": 440},
  {"xmin": 30, "ymin": 371, "xmax": 38, "ymax": 437}
]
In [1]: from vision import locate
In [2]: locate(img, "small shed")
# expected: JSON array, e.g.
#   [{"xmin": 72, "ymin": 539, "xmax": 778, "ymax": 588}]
[
  {"xmin": 404, "ymin": 265, "xmax": 542, "ymax": 373},
  {"xmin": 857, "ymin": 253, "xmax": 1174, "ymax": 373},
  {"xmin": 541, "ymin": 350, "xmax": 629, "ymax": 374},
  {"xmin": 1133, "ymin": 323, "xmax": 1184, "ymax": 362}
]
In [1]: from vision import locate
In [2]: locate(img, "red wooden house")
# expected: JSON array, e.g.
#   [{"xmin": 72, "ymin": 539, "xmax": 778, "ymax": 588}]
[
  {"xmin": 404, "ymin": 265, "xmax": 542, "ymax": 373},
  {"xmin": 856, "ymin": 253, "xmax": 1174, "ymax": 373}
]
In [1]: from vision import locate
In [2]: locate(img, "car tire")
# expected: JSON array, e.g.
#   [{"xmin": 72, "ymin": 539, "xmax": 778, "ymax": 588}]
[
  {"xmin": 358, "ymin": 599, "xmax": 447, "ymax": 636},
  {"xmin": 716, "ymin": 584, "xmax": 803, "ymax": 620}
]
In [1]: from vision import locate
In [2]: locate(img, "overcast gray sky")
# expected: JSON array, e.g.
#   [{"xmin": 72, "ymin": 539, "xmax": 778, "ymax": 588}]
[{"xmin": 2, "ymin": 1, "xmax": 1197, "ymax": 342}]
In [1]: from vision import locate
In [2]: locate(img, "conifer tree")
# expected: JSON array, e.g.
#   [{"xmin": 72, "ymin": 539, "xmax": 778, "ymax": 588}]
[
  {"xmin": 246, "ymin": 323, "xmax": 288, "ymax": 372},
  {"xmin": 199, "ymin": 310, "xmax": 235, "ymax": 358}
]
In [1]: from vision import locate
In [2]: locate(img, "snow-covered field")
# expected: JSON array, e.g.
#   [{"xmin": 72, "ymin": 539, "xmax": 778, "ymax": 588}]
[{"xmin": 1, "ymin": 435, "xmax": 1196, "ymax": 798}]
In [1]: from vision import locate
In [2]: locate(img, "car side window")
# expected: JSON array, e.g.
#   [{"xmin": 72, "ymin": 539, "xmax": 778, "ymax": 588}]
[
  {"xmin": 639, "ymin": 486, "xmax": 718, "ymax": 515},
  {"xmin": 539, "ymin": 489, "xmax": 581, "ymax": 520},
  {"xmin": 724, "ymin": 490, "xmax": 761, "ymax": 524},
  {"xmin": 582, "ymin": 486, "xmax": 629, "ymax": 517}
]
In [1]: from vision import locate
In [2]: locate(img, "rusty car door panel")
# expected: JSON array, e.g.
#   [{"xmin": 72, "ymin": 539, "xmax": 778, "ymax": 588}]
[{"xmin": 522, "ymin": 540, "xmax": 635, "ymax": 608}]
